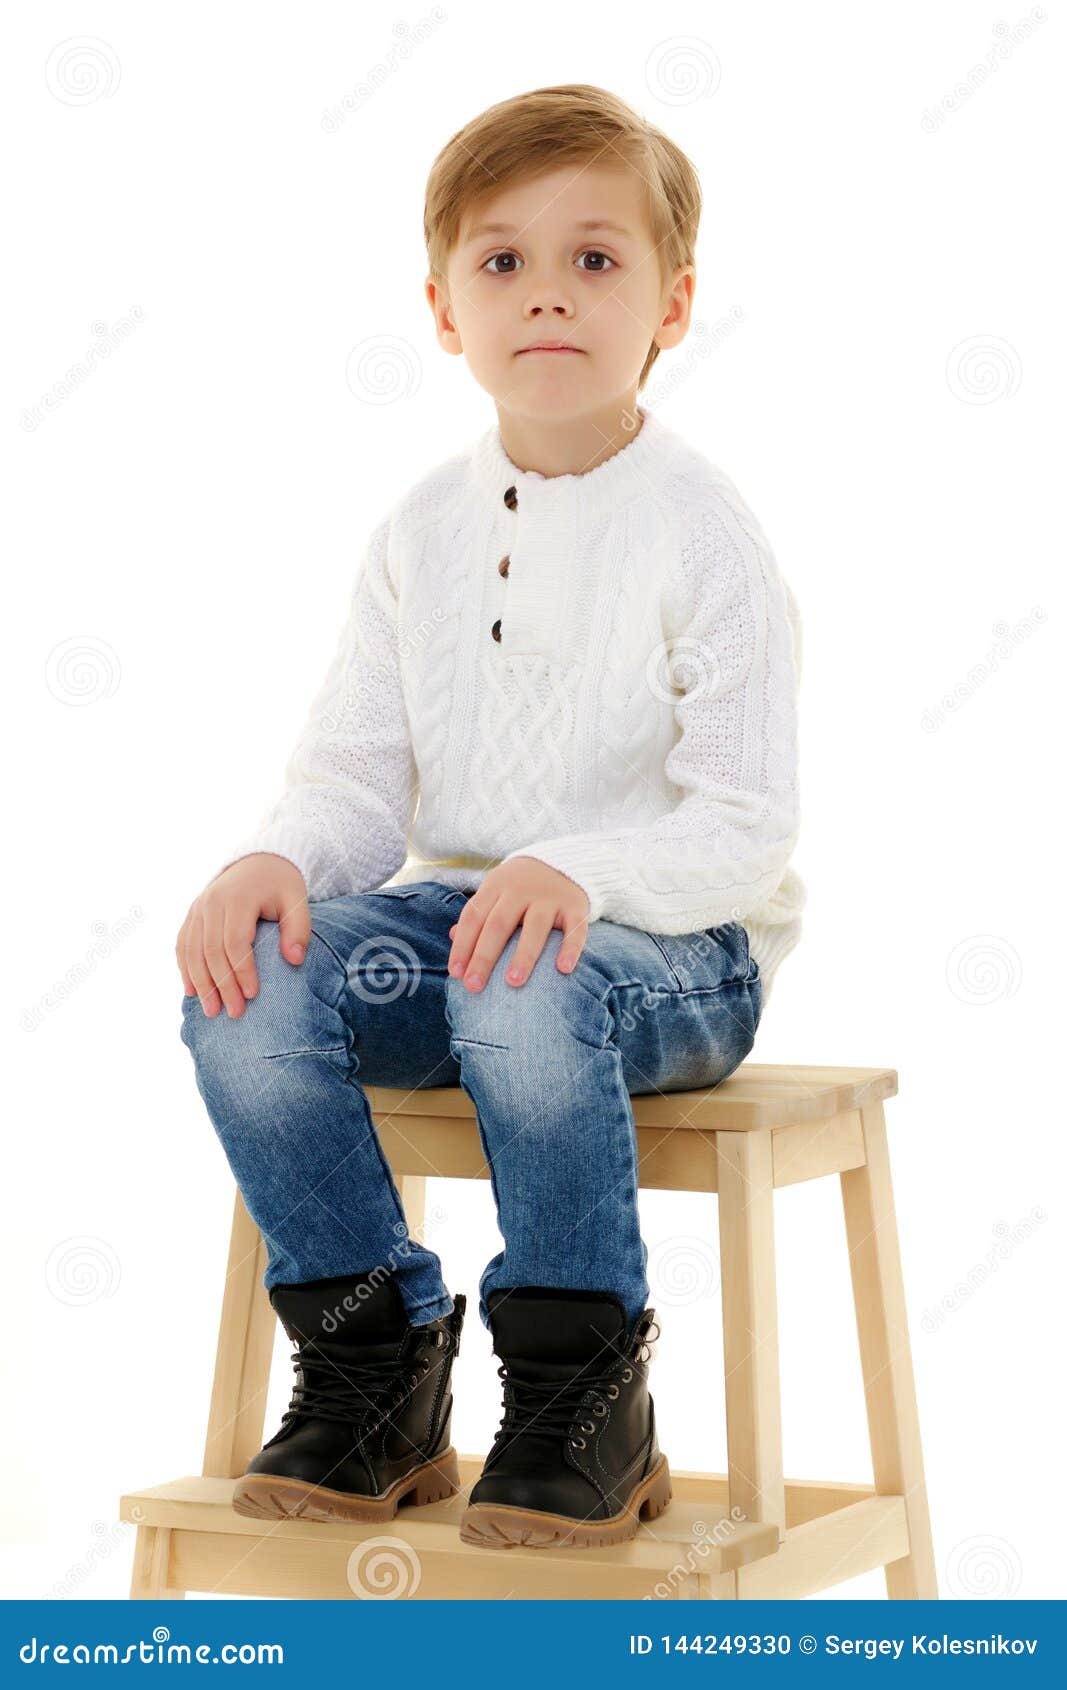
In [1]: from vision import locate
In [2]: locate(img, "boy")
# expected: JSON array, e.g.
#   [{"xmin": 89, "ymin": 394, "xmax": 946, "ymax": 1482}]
[{"xmin": 178, "ymin": 84, "xmax": 804, "ymax": 1552}]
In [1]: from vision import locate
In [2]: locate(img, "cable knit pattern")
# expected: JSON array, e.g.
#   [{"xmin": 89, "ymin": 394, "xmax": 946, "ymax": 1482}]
[{"xmin": 216, "ymin": 404, "xmax": 806, "ymax": 1004}]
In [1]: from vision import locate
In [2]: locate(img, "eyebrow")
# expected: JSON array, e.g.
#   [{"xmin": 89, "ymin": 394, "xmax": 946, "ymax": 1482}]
[{"xmin": 462, "ymin": 218, "xmax": 634, "ymax": 243}]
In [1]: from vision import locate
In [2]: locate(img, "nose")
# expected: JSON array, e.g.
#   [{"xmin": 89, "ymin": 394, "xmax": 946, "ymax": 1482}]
[{"xmin": 523, "ymin": 277, "xmax": 575, "ymax": 319}]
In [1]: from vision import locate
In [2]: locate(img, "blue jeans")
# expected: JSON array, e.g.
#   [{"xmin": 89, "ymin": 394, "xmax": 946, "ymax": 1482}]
[{"xmin": 179, "ymin": 881, "xmax": 761, "ymax": 1331}]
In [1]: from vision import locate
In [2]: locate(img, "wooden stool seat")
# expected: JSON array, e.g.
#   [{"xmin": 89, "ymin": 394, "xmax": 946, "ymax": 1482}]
[{"xmin": 121, "ymin": 1063, "xmax": 937, "ymax": 1600}]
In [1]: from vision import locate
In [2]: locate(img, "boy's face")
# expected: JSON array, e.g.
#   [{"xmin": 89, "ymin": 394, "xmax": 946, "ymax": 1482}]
[{"xmin": 427, "ymin": 162, "xmax": 692, "ymax": 422}]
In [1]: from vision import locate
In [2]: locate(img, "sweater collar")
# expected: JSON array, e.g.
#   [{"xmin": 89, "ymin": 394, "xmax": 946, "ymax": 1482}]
[{"xmin": 470, "ymin": 403, "xmax": 680, "ymax": 522}]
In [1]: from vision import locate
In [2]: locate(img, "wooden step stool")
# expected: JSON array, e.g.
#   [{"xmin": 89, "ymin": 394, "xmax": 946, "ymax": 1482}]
[{"xmin": 120, "ymin": 1063, "xmax": 937, "ymax": 1600}]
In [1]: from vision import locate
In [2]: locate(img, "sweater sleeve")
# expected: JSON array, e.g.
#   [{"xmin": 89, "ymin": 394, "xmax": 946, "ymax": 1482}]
[
  {"xmin": 212, "ymin": 515, "xmax": 417, "ymax": 902},
  {"xmin": 501, "ymin": 485, "xmax": 801, "ymax": 936}
]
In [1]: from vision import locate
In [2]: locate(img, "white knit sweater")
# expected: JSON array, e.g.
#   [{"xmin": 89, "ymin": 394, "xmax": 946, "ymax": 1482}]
[{"xmin": 218, "ymin": 404, "xmax": 806, "ymax": 1003}]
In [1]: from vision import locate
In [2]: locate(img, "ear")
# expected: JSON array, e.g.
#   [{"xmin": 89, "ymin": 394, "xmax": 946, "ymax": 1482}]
[
  {"xmin": 655, "ymin": 266, "xmax": 696, "ymax": 354},
  {"xmin": 425, "ymin": 273, "xmax": 463, "ymax": 357}
]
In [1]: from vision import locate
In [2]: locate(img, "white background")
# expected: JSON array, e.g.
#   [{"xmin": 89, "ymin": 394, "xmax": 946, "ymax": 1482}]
[{"xmin": 3, "ymin": 0, "xmax": 1064, "ymax": 1602}]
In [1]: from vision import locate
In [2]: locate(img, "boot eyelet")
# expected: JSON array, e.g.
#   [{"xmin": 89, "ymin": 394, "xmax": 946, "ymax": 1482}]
[
  {"xmin": 580, "ymin": 1420, "xmax": 595, "ymax": 1434},
  {"xmin": 593, "ymin": 1401, "xmax": 607, "ymax": 1417},
  {"xmin": 570, "ymin": 1435, "xmax": 586, "ymax": 1450},
  {"xmin": 409, "ymin": 1372, "xmax": 420, "ymax": 1387},
  {"xmin": 621, "ymin": 1366, "xmax": 633, "ymax": 1383},
  {"xmin": 606, "ymin": 1383, "xmax": 620, "ymax": 1399}
]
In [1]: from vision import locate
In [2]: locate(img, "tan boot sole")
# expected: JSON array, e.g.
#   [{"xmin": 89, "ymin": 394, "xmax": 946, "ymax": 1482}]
[
  {"xmin": 459, "ymin": 1453, "xmax": 672, "ymax": 1549},
  {"xmin": 232, "ymin": 1445, "xmax": 461, "ymax": 1523}
]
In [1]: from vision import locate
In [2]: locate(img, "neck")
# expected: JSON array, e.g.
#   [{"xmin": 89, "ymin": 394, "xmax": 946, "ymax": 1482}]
[
  {"xmin": 472, "ymin": 400, "xmax": 678, "ymax": 525},
  {"xmin": 495, "ymin": 396, "xmax": 643, "ymax": 481}
]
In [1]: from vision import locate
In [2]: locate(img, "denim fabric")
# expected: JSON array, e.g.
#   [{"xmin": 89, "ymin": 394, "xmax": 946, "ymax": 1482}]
[{"xmin": 179, "ymin": 880, "xmax": 761, "ymax": 1330}]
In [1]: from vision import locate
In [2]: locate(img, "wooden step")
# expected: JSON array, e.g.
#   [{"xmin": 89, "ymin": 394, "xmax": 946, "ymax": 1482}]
[
  {"xmin": 120, "ymin": 1468, "xmax": 776, "ymax": 1600},
  {"xmin": 120, "ymin": 1459, "xmax": 890, "ymax": 1601}
]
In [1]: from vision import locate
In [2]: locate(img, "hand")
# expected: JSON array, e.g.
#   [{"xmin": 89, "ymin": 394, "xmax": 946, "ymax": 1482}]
[
  {"xmin": 447, "ymin": 857, "xmax": 590, "ymax": 992},
  {"xmin": 176, "ymin": 854, "xmax": 311, "ymax": 1019}
]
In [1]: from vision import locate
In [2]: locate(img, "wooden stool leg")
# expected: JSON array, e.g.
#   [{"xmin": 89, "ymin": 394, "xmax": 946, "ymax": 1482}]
[
  {"xmin": 202, "ymin": 1188, "xmax": 275, "ymax": 1479},
  {"xmin": 201, "ymin": 1175, "xmax": 431, "ymax": 1488},
  {"xmin": 840, "ymin": 1101, "xmax": 938, "ymax": 1598},
  {"xmin": 398, "ymin": 1172, "xmax": 427, "ymax": 1243},
  {"xmin": 129, "ymin": 1526, "xmax": 185, "ymax": 1599},
  {"xmin": 717, "ymin": 1128, "xmax": 786, "ymax": 1539},
  {"xmin": 673, "ymin": 1570, "xmax": 738, "ymax": 1598}
]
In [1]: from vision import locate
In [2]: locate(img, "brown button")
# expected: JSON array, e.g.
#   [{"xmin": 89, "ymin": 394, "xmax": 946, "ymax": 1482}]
[
  {"xmin": 491, "ymin": 618, "xmax": 502, "ymax": 642},
  {"xmin": 498, "ymin": 554, "xmax": 510, "ymax": 578},
  {"xmin": 503, "ymin": 484, "xmax": 517, "ymax": 510}
]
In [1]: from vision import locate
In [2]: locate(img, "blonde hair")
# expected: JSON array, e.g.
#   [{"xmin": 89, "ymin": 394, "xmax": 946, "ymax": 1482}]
[{"xmin": 423, "ymin": 83, "xmax": 701, "ymax": 390}]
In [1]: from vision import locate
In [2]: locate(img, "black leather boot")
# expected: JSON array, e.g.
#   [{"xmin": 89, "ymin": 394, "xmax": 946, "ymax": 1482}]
[
  {"xmin": 231, "ymin": 1270, "xmax": 465, "ymax": 1523},
  {"xmin": 459, "ymin": 1288, "xmax": 671, "ymax": 1549}
]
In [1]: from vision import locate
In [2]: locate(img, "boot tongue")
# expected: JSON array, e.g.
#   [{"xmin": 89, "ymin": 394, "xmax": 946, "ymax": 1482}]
[
  {"xmin": 488, "ymin": 1292, "xmax": 628, "ymax": 1380},
  {"xmin": 271, "ymin": 1272, "xmax": 409, "ymax": 1358}
]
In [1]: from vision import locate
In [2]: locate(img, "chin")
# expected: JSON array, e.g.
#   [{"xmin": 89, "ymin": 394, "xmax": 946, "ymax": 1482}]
[{"xmin": 510, "ymin": 374, "xmax": 591, "ymax": 411}]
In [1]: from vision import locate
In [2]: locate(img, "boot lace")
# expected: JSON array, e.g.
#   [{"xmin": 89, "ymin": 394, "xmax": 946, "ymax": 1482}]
[
  {"xmin": 494, "ymin": 1320, "xmax": 660, "ymax": 1450},
  {"xmin": 282, "ymin": 1333, "xmax": 440, "ymax": 1432}
]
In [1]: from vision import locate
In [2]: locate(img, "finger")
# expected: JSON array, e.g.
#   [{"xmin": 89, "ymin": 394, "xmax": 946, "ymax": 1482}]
[
  {"xmin": 555, "ymin": 904, "xmax": 589, "ymax": 973},
  {"xmin": 176, "ymin": 920, "xmax": 197, "ymax": 998},
  {"xmin": 277, "ymin": 889, "xmax": 312, "ymax": 967},
  {"xmin": 447, "ymin": 896, "xmax": 488, "ymax": 977},
  {"xmin": 223, "ymin": 904, "xmax": 261, "ymax": 1003},
  {"xmin": 202, "ymin": 904, "xmax": 249, "ymax": 1019},
  {"xmin": 186, "ymin": 916, "xmax": 223, "ymax": 1017},
  {"xmin": 503, "ymin": 906, "xmax": 556, "ymax": 987},
  {"xmin": 461, "ymin": 900, "xmax": 520, "ymax": 991}
]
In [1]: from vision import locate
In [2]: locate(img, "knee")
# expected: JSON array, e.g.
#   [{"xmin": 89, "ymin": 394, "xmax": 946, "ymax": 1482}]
[
  {"xmin": 179, "ymin": 921, "xmax": 345, "ymax": 1079},
  {"xmin": 445, "ymin": 929, "xmax": 609, "ymax": 1053}
]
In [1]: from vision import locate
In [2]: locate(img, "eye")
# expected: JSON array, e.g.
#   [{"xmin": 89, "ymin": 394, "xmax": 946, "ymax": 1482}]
[
  {"xmin": 576, "ymin": 249, "xmax": 616, "ymax": 273},
  {"xmin": 483, "ymin": 250, "xmax": 522, "ymax": 275}
]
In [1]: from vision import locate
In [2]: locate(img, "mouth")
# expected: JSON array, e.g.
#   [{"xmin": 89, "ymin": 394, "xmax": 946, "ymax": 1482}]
[{"xmin": 516, "ymin": 343, "xmax": 584, "ymax": 355}]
